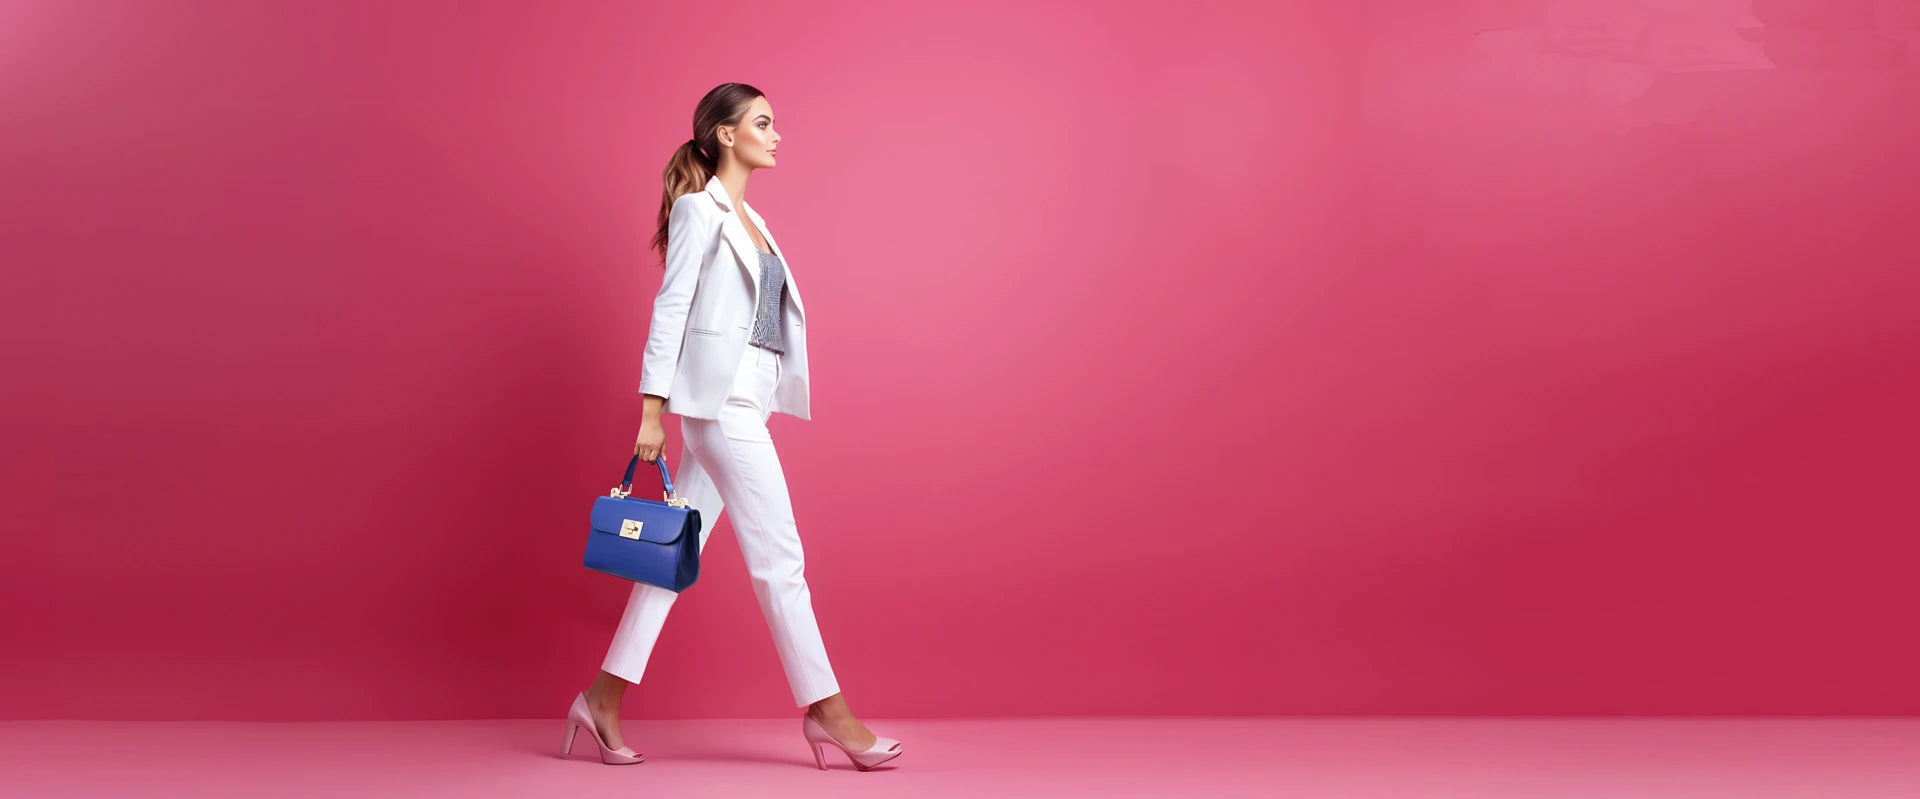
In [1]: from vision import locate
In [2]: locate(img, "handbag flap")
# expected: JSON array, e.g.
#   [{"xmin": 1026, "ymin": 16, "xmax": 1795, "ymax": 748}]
[{"xmin": 590, "ymin": 495, "xmax": 692, "ymax": 545}]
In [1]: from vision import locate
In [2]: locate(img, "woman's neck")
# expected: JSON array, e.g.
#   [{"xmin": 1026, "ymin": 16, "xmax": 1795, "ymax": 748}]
[{"xmin": 713, "ymin": 165, "xmax": 751, "ymax": 210}]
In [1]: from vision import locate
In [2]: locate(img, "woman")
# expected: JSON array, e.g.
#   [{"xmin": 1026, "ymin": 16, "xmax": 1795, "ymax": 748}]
[{"xmin": 561, "ymin": 83, "xmax": 903, "ymax": 772}]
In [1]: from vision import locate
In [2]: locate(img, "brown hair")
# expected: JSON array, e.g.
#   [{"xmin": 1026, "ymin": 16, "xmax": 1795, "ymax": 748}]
[{"xmin": 651, "ymin": 82, "xmax": 766, "ymax": 264}]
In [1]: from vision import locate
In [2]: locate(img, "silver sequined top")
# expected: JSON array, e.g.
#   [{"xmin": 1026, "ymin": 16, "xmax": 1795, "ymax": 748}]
[{"xmin": 747, "ymin": 247, "xmax": 787, "ymax": 353}]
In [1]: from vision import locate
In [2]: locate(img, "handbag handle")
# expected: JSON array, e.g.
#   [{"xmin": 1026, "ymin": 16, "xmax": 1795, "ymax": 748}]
[{"xmin": 614, "ymin": 453, "xmax": 683, "ymax": 505}]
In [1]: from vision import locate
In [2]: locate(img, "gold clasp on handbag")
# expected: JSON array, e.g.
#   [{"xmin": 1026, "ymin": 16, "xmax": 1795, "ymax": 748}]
[
  {"xmin": 619, "ymin": 519, "xmax": 644, "ymax": 539},
  {"xmin": 609, "ymin": 486, "xmax": 631, "ymax": 499},
  {"xmin": 665, "ymin": 494, "xmax": 688, "ymax": 509}
]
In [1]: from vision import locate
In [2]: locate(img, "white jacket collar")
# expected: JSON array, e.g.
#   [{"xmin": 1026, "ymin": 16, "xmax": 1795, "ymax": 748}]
[{"xmin": 702, "ymin": 174, "xmax": 757, "ymax": 221}]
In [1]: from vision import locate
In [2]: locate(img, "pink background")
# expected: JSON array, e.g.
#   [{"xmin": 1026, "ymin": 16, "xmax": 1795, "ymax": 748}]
[{"xmin": 3, "ymin": 0, "xmax": 1917, "ymax": 721}]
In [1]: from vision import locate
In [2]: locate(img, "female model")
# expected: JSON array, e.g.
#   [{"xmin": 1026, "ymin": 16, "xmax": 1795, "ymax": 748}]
[{"xmin": 561, "ymin": 83, "xmax": 903, "ymax": 772}]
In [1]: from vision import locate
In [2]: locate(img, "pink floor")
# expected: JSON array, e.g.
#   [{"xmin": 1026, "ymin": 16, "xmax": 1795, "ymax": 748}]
[{"xmin": 3, "ymin": 717, "xmax": 1917, "ymax": 797}]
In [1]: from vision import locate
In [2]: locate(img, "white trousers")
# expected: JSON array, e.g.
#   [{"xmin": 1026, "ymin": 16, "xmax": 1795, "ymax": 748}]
[{"xmin": 602, "ymin": 343, "xmax": 841, "ymax": 707}]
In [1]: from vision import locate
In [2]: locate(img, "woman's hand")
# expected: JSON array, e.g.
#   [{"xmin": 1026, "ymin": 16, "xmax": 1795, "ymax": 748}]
[{"xmin": 634, "ymin": 417, "xmax": 666, "ymax": 463}]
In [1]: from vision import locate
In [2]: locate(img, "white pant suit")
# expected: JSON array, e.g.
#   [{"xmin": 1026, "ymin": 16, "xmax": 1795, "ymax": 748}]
[{"xmin": 605, "ymin": 176, "xmax": 838, "ymax": 707}]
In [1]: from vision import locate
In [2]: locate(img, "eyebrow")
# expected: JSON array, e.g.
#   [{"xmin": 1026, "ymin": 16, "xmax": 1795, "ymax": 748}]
[{"xmin": 754, "ymin": 114, "xmax": 774, "ymax": 123}]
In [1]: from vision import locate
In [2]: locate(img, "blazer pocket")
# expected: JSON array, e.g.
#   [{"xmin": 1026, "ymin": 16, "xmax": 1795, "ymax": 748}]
[{"xmin": 688, "ymin": 327, "xmax": 721, "ymax": 337}]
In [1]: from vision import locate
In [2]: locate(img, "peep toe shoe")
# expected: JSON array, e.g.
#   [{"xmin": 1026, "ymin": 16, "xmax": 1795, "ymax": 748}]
[
  {"xmin": 561, "ymin": 692, "xmax": 643, "ymax": 765},
  {"xmin": 802, "ymin": 712, "xmax": 903, "ymax": 771}
]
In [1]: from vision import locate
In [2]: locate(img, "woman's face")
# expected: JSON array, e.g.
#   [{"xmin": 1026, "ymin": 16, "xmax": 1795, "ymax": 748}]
[{"xmin": 724, "ymin": 96, "xmax": 779, "ymax": 169}]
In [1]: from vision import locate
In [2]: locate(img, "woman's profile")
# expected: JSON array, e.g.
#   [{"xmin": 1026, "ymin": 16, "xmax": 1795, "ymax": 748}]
[{"xmin": 561, "ymin": 83, "xmax": 904, "ymax": 772}]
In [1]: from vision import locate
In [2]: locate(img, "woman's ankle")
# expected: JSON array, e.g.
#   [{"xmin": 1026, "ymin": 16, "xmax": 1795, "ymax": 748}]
[
  {"xmin": 586, "ymin": 671, "xmax": 628, "ymax": 711},
  {"xmin": 806, "ymin": 692, "xmax": 852, "ymax": 721}
]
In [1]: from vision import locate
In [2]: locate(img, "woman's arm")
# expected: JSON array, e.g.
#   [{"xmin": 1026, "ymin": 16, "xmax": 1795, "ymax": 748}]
[{"xmin": 637, "ymin": 193, "xmax": 709, "ymax": 421}]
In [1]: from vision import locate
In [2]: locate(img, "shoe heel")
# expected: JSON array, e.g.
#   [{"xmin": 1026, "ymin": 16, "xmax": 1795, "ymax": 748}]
[
  {"xmin": 811, "ymin": 740, "xmax": 829, "ymax": 770},
  {"xmin": 562, "ymin": 721, "xmax": 580, "ymax": 755}
]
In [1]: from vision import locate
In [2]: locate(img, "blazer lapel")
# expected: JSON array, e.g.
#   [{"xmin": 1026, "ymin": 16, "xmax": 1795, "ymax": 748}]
[
  {"xmin": 744, "ymin": 203, "xmax": 805, "ymax": 321},
  {"xmin": 705, "ymin": 177, "xmax": 761, "ymax": 292},
  {"xmin": 702, "ymin": 175, "xmax": 805, "ymax": 323},
  {"xmin": 719, "ymin": 212, "xmax": 762, "ymax": 289}
]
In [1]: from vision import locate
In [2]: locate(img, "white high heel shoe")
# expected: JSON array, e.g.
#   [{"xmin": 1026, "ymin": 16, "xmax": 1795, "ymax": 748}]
[
  {"xmin": 802, "ymin": 712, "xmax": 903, "ymax": 771},
  {"xmin": 561, "ymin": 692, "xmax": 644, "ymax": 765}
]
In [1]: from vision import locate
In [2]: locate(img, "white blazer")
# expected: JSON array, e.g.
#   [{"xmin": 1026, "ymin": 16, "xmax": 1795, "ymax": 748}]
[{"xmin": 638, "ymin": 174, "xmax": 811, "ymax": 421}]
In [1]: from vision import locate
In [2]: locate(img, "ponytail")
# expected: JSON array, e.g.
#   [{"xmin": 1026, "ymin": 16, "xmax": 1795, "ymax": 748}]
[{"xmin": 650, "ymin": 83, "xmax": 764, "ymax": 264}]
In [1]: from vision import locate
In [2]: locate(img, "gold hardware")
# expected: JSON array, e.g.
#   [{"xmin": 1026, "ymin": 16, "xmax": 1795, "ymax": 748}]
[
  {"xmin": 666, "ymin": 495, "xmax": 688, "ymax": 509},
  {"xmin": 609, "ymin": 486, "xmax": 632, "ymax": 499},
  {"xmin": 619, "ymin": 519, "xmax": 643, "ymax": 539}
]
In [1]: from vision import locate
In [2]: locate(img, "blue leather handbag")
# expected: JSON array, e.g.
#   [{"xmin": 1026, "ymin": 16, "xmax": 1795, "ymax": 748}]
[{"xmin": 584, "ymin": 455, "xmax": 704, "ymax": 592}]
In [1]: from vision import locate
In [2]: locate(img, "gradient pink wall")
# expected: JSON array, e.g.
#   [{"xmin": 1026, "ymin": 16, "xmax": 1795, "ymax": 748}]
[
  {"xmin": 3, "ymin": 0, "xmax": 1915, "ymax": 722},
  {"xmin": 1346, "ymin": 0, "xmax": 1920, "ymax": 714}
]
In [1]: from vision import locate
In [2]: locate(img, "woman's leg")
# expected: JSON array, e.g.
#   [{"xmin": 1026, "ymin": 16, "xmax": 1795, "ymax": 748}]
[
  {"xmin": 679, "ymin": 345, "xmax": 840, "ymax": 707},
  {"xmin": 688, "ymin": 345, "xmax": 878, "ymax": 747},
  {"xmin": 590, "ymin": 433, "xmax": 726, "ymax": 750}
]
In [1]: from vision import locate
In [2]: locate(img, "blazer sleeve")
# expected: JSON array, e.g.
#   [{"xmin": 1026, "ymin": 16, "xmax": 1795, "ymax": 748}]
[{"xmin": 638, "ymin": 194, "xmax": 708, "ymax": 399}]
